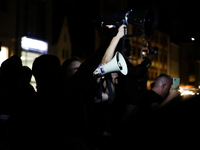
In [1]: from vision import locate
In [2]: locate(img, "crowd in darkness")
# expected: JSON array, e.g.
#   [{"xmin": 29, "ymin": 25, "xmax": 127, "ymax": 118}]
[{"xmin": 0, "ymin": 25, "xmax": 200, "ymax": 150}]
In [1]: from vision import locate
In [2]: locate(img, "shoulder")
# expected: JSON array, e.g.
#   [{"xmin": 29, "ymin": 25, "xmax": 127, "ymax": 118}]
[{"xmin": 140, "ymin": 90, "xmax": 163, "ymax": 106}]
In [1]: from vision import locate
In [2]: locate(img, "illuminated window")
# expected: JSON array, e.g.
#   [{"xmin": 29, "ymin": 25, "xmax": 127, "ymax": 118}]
[
  {"xmin": 189, "ymin": 75, "xmax": 195, "ymax": 83},
  {"xmin": 21, "ymin": 51, "xmax": 41, "ymax": 91},
  {"xmin": 0, "ymin": 46, "xmax": 9, "ymax": 66},
  {"xmin": 21, "ymin": 36, "xmax": 48, "ymax": 53}
]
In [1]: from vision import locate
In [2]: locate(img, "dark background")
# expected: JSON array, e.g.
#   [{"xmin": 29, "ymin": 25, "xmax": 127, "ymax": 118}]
[{"xmin": 53, "ymin": 0, "xmax": 200, "ymax": 57}]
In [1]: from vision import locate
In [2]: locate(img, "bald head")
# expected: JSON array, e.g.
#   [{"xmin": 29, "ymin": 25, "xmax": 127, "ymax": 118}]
[{"xmin": 152, "ymin": 74, "xmax": 173, "ymax": 98}]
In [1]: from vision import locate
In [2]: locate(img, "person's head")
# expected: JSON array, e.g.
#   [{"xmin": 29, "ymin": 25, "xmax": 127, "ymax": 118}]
[
  {"xmin": 21, "ymin": 66, "xmax": 32, "ymax": 84},
  {"xmin": 152, "ymin": 74, "xmax": 173, "ymax": 98},
  {"xmin": 1, "ymin": 55, "xmax": 22, "ymax": 85},
  {"xmin": 32, "ymin": 54, "xmax": 62, "ymax": 92},
  {"xmin": 61, "ymin": 57, "xmax": 81, "ymax": 78}
]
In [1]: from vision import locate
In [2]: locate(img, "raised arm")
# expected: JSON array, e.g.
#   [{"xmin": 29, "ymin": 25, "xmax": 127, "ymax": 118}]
[
  {"xmin": 100, "ymin": 25, "xmax": 126, "ymax": 65},
  {"xmin": 151, "ymin": 85, "xmax": 180, "ymax": 109}
]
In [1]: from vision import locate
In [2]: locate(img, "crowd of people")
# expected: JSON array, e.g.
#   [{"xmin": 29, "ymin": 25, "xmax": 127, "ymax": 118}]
[{"xmin": 0, "ymin": 25, "xmax": 200, "ymax": 150}]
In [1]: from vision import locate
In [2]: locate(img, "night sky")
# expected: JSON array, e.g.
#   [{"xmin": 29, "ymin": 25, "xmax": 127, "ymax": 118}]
[{"xmin": 53, "ymin": 0, "xmax": 200, "ymax": 57}]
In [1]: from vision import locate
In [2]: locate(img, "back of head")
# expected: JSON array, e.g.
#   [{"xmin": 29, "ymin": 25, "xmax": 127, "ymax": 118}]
[
  {"xmin": 154, "ymin": 74, "xmax": 173, "ymax": 86},
  {"xmin": 152, "ymin": 74, "xmax": 173, "ymax": 98},
  {"xmin": 32, "ymin": 54, "xmax": 62, "ymax": 91},
  {"xmin": 21, "ymin": 66, "xmax": 32, "ymax": 84},
  {"xmin": 1, "ymin": 55, "xmax": 22, "ymax": 82}
]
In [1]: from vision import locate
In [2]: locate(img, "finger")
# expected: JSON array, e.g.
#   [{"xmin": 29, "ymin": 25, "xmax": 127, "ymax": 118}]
[
  {"xmin": 173, "ymin": 85, "xmax": 179, "ymax": 90},
  {"xmin": 120, "ymin": 24, "xmax": 126, "ymax": 28}
]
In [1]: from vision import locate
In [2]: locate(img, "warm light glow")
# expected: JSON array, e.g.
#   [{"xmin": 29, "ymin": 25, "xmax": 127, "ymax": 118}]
[
  {"xmin": 20, "ymin": 56, "xmax": 26, "ymax": 60},
  {"xmin": 180, "ymin": 90, "xmax": 195, "ymax": 96},
  {"xmin": 0, "ymin": 46, "xmax": 9, "ymax": 66},
  {"xmin": 179, "ymin": 85, "xmax": 198, "ymax": 96},
  {"xmin": 191, "ymin": 37, "xmax": 195, "ymax": 41},
  {"xmin": 21, "ymin": 36, "xmax": 48, "ymax": 53}
]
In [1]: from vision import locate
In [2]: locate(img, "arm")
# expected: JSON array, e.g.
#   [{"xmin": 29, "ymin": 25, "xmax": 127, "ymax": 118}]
[
  {"xmin": 159, "ymin": 85, "xmax": 180, "ymax": 106},
  {"xmin": 151, "ymin": 85, "xmax": 180, "ymax": 109},
  {"xmin": 100, "ymin": 25, "xmax": 126, "ymax": 65},
  {"xmin": 73, "ymin": 32, "xmax": 112, "ymax": 79}
]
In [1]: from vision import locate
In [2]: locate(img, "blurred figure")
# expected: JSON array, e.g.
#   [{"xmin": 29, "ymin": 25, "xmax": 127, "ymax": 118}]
[
  {"xmin": 32, "ymin": 54, "xmax": 65, "ymax": 149},
  {"xmin": 32, "ymin": 54, "xmax": 63, "ymax": 97},
  {"xmin": 137, "ymin": 74, "xmax": 180, "ymax": 147},
  {"xmin": 21, "ymin": 66, "xmax": 36, "ymax": 96},
  {"xmin": 62, "ymin": 57, "xmax": 81, "ymax": 81},
  {"xmin": 115, "ymin": 74, "xmax": 180, "ymax": 149},
  {"xmin": 112, "ymin": 41, "xmax": 155, "ymax": 131},
  {"xmin": 0, "ymin": 55, "xmax": 34, "ymax": 150},
  {"xmin": 138, "ymin": 74, "xmax": 180, "ymax": 112},
  {"xmin": 0, "ymin": 55, "xmax": 23, "ymax": 105},
  {"xmin": 0, "ymin": 54, "xmax": 23, "ymax": 116},
  {"xmin": 0, "ymin": 55, "xmax": 23, "ymax": 150},
  {"xmin": 90, "ymin": 25, "xmax": 126, "ymax": 149},
  {"xmin": 62, "ymin": 25, "xmax": 125, "ymax": 149}
]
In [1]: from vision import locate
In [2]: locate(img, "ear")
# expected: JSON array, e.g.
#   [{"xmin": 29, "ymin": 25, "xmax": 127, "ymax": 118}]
[{"xmin": 161, "ymin": 81, "xmax": 166, "ymax": 90}]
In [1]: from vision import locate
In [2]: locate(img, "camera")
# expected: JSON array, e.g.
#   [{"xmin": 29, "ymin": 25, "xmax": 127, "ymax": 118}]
[{"xmin": 100, "ymin": 5, "xmax": 158, "ymax": 36}]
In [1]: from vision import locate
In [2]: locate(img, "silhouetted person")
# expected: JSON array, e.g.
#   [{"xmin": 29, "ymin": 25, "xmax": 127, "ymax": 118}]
[
  {"xmin": 112, "ymin": 74, "xmax": 180, "ymax": 149},
  {"xmin": 32, "ymin": 54, "xmax": 66, "ymax": 149},
  {"xmin": 137, "ymin": 74, "xmax": 180, "ymax": 122},
  {"xmin": 0, "ymin": 55, "xmax": 31, "ymax": 150},
  {"xmin": 0, "ymin": 55, "xmax": 23, "ymax": 114},
  {"xmin": 32, "ymin": 54, "xmax": 63, "ymax": 97},
  {"xmin": 21, "ymin": 66, "xmax": 36, "ymax": 97},
  {"xmin": 62, "ymin": 27, "xmax": 113, "ymax": 148}
]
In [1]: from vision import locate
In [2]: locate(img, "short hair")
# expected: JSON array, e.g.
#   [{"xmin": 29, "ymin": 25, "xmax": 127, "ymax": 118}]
[
  {"xmin": 1, "ymin": 55, "xmax": 22, "ymax": 79},
  {"xmin": 154, "ymin": 74, "xmax": 173, "ymax": 85},
  {"xmin": 32, "ymin": 54, "xmax": 61, "ymax": 79}
]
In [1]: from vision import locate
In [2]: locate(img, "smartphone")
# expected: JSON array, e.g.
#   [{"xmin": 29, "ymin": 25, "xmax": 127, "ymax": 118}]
[{"xmin": 173, "ymin": 78, "xmax": 180, "ymax": 88}]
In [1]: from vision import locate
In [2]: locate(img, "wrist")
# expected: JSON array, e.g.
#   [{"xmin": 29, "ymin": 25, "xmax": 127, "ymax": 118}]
[{"xmin": 114, "ymin": 34, "xmax": 122, "ymax": 40}]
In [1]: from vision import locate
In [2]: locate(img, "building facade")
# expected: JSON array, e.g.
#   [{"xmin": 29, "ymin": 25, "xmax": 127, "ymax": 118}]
[
  {"xmin": 179, "ymin": 42, "xmax": 200, "ymax": 88},
  {"xmin": 0, "ymin": 0, "xmax": 72, "ymax": 67},
  {"xmin": 127, "ymin": 26, "xmax": 179, "ymax": 88},
  {"xmin": 0, "ymin": 0, "xmax": 72, "ymax": 89},
  {"xmin": 50, "ymin": 16, "xmax": 72, "ymax": 64},
  {"xmin": 0, "ymin": 0, "xmax": 18, "ymax": 65}
]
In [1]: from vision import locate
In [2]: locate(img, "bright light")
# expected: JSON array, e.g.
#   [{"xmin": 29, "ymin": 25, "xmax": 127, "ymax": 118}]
[
  {"xmin": 180, "ymin": 90, "xmax": 195, "ymax": 96},
  {"xmin": 179, "ymin": 86, "xmax": 198, "ymax": 97},
  {"xmin": 191, "ymin": 37, "xmax": 195, "ymax": 41},
  {"xmin": 106, "ymin": 25, "xmax": 116, "ymax": 28},
  {"xmin": 20, "ymin": 56, "xmax": 26, "ymax": 60},
  {"xmin": 0, "ymin": 46, "xmax": 9, "ymax": 66},
  {"xmin": 21, "ymin": 36, "xmax": 48, "ymax": 53}
]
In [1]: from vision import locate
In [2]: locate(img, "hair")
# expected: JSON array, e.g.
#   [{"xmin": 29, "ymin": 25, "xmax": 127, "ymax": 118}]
[
  {"xmin": 154, "ymin": 74, "xmax": 173, "ymax": 86},
  {"xmin": 32, "ymin": 54, "xmax": 61, "ymax": 87},
  {"xmin": 61, "ymin": 57, "xmax": 81, "ymax": 74},
  {"xmin": 21, "ymin": 66, "xmax": 32, "ymax": 83},
  {"xmin": 32, "ymin": 54, "xmax": 61, "ymax": 77},
  {"xmin": 0, "ymin": 55, "xmax": 22, "ymax": 80}
]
